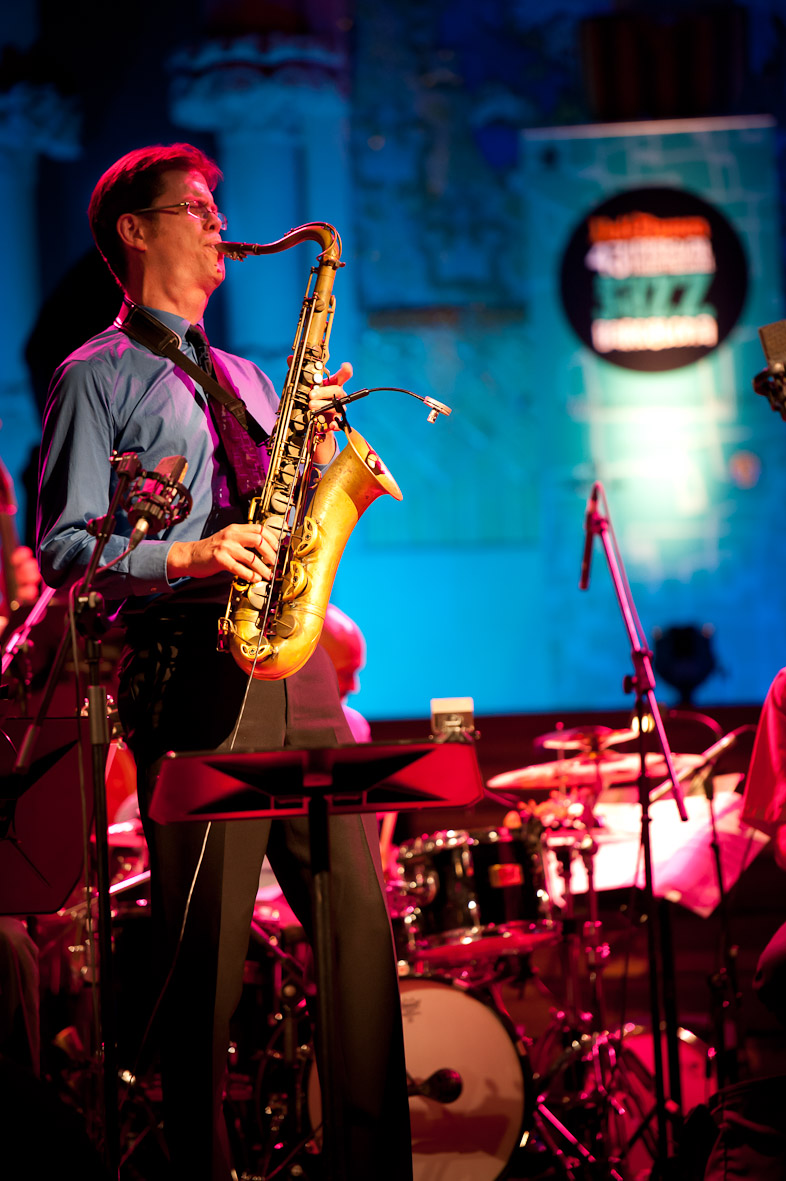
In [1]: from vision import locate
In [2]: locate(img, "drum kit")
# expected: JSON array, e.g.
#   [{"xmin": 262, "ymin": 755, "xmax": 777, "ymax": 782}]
[
  {"xmin": 227, "ymin": 719, "xmax": 717, "ymax": 1181},
  {"xmin": 44, "ymin": 721, "xmax": 715, "ymax": 1181},
  {"xmin": 374, "ymin": 722, "xmax": 711, "ymax": 1181}
]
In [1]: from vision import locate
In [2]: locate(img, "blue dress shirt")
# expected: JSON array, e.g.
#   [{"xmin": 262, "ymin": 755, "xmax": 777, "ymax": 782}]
[{"xmin": 37, "ymin": 305, "xmax": 279, "ymax": 611}]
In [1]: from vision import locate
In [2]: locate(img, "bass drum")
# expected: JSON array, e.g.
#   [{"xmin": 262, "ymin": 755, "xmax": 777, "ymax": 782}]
[{"xmin": 309, "ymin": 975, "xmax": 533, "ymax": 1181}]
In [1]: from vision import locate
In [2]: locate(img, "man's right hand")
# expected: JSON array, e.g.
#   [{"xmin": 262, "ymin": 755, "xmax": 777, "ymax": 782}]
[{"xmin": 166, "ymin": 522, "xmax": 279, "ymax": 583}]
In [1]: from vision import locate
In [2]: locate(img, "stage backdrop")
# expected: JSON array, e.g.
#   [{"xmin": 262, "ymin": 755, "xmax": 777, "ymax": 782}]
[{"xmin": 332, "ymin": 114, "xmax": 785, "ymax": 720}]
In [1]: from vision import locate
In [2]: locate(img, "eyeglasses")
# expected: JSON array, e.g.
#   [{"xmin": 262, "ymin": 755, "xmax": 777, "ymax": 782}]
[{"xmin": 131, "ymin": 201, "xmax": 228, "ymax": 231}]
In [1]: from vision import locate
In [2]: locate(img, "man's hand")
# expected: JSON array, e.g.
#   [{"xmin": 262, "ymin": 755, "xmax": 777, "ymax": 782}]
[
  {"xmin": 166, "ymin": 522, "xmax": 281, "ymax": 582},
  {"xmin": 310, "ymin": 360, "xmax": 353, "ymax": 464}
]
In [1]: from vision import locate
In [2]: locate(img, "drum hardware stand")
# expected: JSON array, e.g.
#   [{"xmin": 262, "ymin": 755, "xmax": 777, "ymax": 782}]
[
  {"xmin": 529, "ymin": 827, "xmax": 608, "ymax": 1065},
  {"xmin": 533, "ymin": 819, "xmax": 692, "ymax": 1178},
  {"xmin": 533, "ymin": 1096, "xmax": 625, "ymax": 1180},
  {"xmin": 645, "ymin": 725, "xmax": 754, "ymax": 1101},
  {"xmin": 480, "ymin": 783, "xmax": 633, "ymax": 1176},
  {"xmin": 701, "ymin": 755, "xmax": 748, "ymax": 1091},
  {"xmin": 249, "ymin": 933, "xmax": 320, "ymax": 1181},
  {"xmin": 525, "ymin": 831, "xmax": 630, "ymax": 1179}
]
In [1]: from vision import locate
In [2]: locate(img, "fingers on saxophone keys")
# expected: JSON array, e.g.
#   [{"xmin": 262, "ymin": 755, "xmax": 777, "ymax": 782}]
[
  {"xmin": 240, "ymin": 551, "xmax": 272, "ymax": 582},
  {"xmin": 233, "ymin": 527, "xmax": 272, "ymax": 581},
  {"xmin": 254, "ymin": 522, "xmax": 284, "ymax": 573},
  {"xmin": 324, "ymin": 360, "xmax": 353, "ymax": 388}
]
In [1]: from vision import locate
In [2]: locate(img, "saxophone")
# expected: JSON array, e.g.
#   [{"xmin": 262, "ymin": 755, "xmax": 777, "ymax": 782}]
[{"xmin": 216, "ymin": 222, "xmax": 402, "ymax": 680}]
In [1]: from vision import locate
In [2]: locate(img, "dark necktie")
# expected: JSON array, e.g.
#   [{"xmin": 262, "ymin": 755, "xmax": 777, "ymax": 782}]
[{"xmin": 185, "ymin": 326, "xmax": 266, "ymax": 500}]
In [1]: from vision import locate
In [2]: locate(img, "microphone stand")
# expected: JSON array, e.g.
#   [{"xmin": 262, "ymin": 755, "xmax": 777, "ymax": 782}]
[
  {"xmin": 583, "ymin": 488, "xmax": 687, "ymax": 1178},
  {"xmin": 13, "ymin": 452, "xmax": 144, "ymax": 1175}
]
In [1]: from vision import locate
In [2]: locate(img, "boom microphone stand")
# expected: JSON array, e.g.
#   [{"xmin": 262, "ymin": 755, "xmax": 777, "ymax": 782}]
[
  {"xmin": 12, "ymin": 451, "xmax": 190, "ymax": 1175},
  {"xmin": 580, "ymin": 482, "xmax": 687, "ymax": 1176}
]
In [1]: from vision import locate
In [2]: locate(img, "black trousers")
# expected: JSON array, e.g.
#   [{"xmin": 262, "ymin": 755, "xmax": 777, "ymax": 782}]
[{"xmin": 117, "ymin": 606, "xmax": 412, "ymax": 1181}]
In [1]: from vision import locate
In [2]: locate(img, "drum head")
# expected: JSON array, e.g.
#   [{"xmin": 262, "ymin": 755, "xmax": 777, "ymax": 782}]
[
  {"xmin": 401, "ymin": 976, "xmax": 530, "ymax": 1181},
  {"xmin": 307, "ymin": 975, "xmax": 530, "ymax": 1180}
]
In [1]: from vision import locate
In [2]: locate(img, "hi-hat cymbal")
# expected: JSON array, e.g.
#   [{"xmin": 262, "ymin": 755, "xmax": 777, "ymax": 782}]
[
  {"xmin": 534, "ymin": 724, "xmax": 638, "ymax": 751},
  {"xmin": 487, "ymin": 751, "xmax": 701, "ymax": 793}
]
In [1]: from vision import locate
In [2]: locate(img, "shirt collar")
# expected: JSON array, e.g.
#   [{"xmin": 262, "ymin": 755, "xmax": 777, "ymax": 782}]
[
  {"xmin": 139, "ymin": 304, "xmax": 196, "ymax": 340},
  {"xmin": 116, "ymin": 301, "xmax": 205, "ymax": 343}
]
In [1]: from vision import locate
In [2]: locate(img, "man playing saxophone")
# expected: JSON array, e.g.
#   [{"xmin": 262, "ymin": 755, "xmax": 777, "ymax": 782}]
[{"xmin": 37, "ymin": 143, "xmax": 412, "ymax": 1181}]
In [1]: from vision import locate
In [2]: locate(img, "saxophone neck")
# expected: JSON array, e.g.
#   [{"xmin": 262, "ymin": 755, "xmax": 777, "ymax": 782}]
[{"xmin": 217, "ymin": 222, "xmax": 342, "ymax": 266}]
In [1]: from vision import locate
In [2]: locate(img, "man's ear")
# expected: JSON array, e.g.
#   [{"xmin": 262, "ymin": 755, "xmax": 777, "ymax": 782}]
[{"xmin": 116, "ymin": 212, "xmax": 148, "ymax": 254}]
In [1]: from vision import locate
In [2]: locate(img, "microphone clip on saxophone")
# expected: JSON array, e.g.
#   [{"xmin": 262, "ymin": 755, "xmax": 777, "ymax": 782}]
[{"xmin": 320, "ymin": 386, "xmax": 453, "ymax": 425}]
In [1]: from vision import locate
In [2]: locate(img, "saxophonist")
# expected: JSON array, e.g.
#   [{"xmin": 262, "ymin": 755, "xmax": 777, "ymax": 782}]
[{"xmin": 37, "ymin": 143, "xmax": 412, "ymax": 1181}]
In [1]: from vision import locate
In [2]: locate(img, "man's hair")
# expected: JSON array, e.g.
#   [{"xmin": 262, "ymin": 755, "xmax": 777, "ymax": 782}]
[{"xmin": 88, "ymin": 143, "xmax": 223, "ymax": 286}]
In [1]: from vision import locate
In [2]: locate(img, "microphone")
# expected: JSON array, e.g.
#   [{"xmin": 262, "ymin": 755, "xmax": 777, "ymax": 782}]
[
  {"xmin": 125, "ymin": 456, "xmax": 191, "ymax": 549},
  {"xmin": 754, "ymin": 320, "xmax": 786, "ymax": 419},
  {"xmin": 684, "ymin": 728, "xmax": 744, "ymax": 798},
  {"xmin": 407, "ymin": 1068, "xmax": 463, "ymax": 1104},
  {"xmin": 423, "ymin": 396, "xmax": 452, "ymax": 424},
  {"xmin": 650, "ymin": 726, "xmax": 750, "ymax": 804},
  {"xmin": 579, "ymin": 482, "xmax": 601, "ymax": 591}
]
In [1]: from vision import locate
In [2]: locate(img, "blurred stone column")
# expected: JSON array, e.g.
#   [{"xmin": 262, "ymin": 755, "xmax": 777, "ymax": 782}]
[
  {"xmin": 169, "ymin": 35, "xmax": 359, "ymax": 385},
  {"xmin": 0, "ymin": 81, "xmax": 79, "ymax": 524}
]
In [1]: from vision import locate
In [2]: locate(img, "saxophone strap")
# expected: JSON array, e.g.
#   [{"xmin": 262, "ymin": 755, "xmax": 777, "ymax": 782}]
[{"xmin": 114, "ymin": 300, "xmax": 266, "ymax": 446}]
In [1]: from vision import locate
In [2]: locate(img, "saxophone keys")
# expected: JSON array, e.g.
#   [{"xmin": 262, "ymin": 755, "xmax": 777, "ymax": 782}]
[
  {"xmin": 247, "ymin": 580, "xmax": 271, "ymax": 609},
  {"xmin": 294, "ymin": 517, "xmax": 318, "ymax": 557},
  {"xmin": 238, "ymin": 637, "xmax": 274, "ymax": 665},
  {"xmin": 281, "ymin": 560, "xmax": 309, "ymax": 602}
]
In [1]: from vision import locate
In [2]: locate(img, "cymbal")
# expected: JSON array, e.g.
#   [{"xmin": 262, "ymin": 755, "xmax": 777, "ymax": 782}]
[
  {"xmin": 487, "ymin": 751, "xmax": 701, "ymax": 793},
  {"xmin": 414, "ymin": 923, "xmax": 560, "ymax": 966},
  {"xmin": 534, "ymin": 724, "xmax": 638, "ymax": 751}
]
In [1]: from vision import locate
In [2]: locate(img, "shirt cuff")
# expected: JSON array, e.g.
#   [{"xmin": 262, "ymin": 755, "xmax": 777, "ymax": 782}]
[{"xmin": 126, "ymin": 539, "xmax": 180, "ymax": 593}]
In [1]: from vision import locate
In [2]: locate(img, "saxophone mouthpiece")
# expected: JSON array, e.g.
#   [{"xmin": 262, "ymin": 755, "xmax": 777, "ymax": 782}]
[{"xmin": 216, "ymin": 241, "xmax": 263, "ymax": 260}]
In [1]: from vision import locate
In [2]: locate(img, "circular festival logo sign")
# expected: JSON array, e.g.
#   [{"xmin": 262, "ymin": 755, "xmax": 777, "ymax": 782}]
[{"xmin": 560, "ymin": 187, "xmax": 748, "ymax": 372}]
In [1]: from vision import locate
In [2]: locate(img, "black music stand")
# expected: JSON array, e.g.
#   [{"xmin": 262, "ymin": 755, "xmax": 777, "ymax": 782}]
[{"xmin": 150, "ymin": 740, "xmax": 484, "ymax": 1181}]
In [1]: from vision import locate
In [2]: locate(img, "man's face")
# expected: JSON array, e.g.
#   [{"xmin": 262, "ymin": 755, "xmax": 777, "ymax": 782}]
[{"xmin": 139, "ymin": 168, "xmax": 226, "ymax": 294}]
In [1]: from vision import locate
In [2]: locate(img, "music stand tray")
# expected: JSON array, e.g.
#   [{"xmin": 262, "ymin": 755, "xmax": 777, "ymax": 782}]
[{"xmin": 149, "ymin": 739, "xmax": 484, "ymax": 822}]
